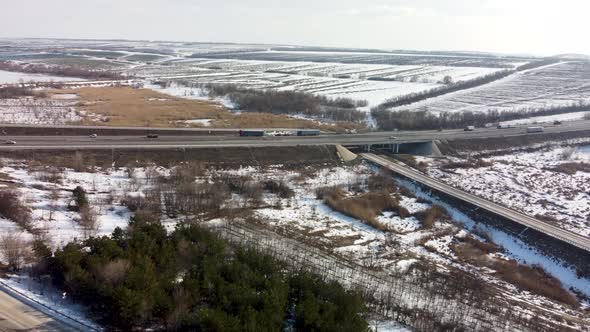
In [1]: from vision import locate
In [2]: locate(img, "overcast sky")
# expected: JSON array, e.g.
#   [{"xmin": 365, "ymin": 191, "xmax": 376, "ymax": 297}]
[{"xmin": 1, "ymin": 0, "xmax": 588, "ymax": 55}]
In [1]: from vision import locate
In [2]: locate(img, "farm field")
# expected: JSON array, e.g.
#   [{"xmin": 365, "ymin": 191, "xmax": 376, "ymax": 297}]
[
  {"xmin": 3, "ymin": 38, "xmax": 590, "ymax": 126},
  {"xmin": 0, "ymin": 38, "xmax": 533, "ymax": 109},
  {"xmin": 391, "ymin": 61, "xmax": 590, "ymax": 114},
  {"xmin": 131, "ymin": 59, "xmax": 506, "ymax": 108}
]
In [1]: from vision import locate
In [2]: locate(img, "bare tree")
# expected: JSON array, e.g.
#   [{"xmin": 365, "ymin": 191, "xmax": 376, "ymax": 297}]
[
  {"xmin": 48, "ymin": 189, "xmax": 60, "ymax": 221},
  {"xmin": 99, "ymin": 259, "xmax": 131, "ymax": 286},
  {"xmin": 72, "ymin": 152, "xmax": 85, "ymax": 172},
  {"xmin": 1, "ymin": 233, "xmax": 28, "ymax": 271},
  {"xmin": 78, "ymin": 205, "xmax": 99, "ymax": 238}
]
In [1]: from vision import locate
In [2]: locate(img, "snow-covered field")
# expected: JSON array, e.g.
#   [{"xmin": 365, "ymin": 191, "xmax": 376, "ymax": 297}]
[
  {"xmin": 392, "ymin": 61, "xmax": 590, "ymax": 114},
  {"xmin": 0, "ymin": 70, "xmax": 83, "ymax": 84},
  {"xmin": 0, "ymin": 161, "xmax": 167, "ymax": 249},
  {"xmin": 425, "ymin": 144, "xmax": 590, "ymax": 237},
  {"xmin": 1, "ymin": 38, "xmax": 534, "ymax": 109},
  {"xmin": 500, "ymin": 111, "xmax": 589, "ymax": 126},
  {"xmin": 130, "ymin": 59, "xmax": 508, "ymax": 108},
  {"xmin": 0, "ymin": 97, "xmax": 82, "ymax": 125}
]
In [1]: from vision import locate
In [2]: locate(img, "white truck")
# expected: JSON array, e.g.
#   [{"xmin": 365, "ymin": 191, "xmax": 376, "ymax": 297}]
[{"xmin": 527, "ymin": 126, "xmax": 544, "ymax": 133}]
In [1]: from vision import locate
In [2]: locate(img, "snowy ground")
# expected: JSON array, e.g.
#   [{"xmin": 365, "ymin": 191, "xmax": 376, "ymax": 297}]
[
  {"xmin": 500, "ymin": 111, "xmax": 589, "ymax": 126},
  {"xmin": 0, "ymin": 93, "xmax": 111, "ymax": 125},
  {"xmin": 2, "ymin": 38, "xmax": 530, "ymax": 110},
  {"xmin": 208, "ymin": 162, "xmax": 590, "ymax": 311},
  {"xmin": 0, "ymin": 158, "xmax": 588, "ymax": 329},
  {"xmin": 391, "ymin": 61, "xmax": 590, "ymax": 114},
  {"xmin": 0, "ymin": 70, "xmax": 83, "ymax": 84},
  {"xmin": 0, "ymin": 160, "xmax": 166, "ymax": 249},
  {"xmin": 0, "ymin": 97, "xmax": 81, "ymax": 125},
  {"xmin": 424, "ymin": 144, "xmax": 590, "ymax": 237}
]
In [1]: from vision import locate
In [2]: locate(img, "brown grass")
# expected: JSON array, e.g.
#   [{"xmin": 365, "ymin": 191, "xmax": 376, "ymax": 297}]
[
  {"xmin": 551, "ymin": 162, "xmax": 590, "ymax": 175},
  {"xmin": 318, "ymin": 187, "xmax": 403, "ymax": 231},
  {"xmin": 453, "ymin": 237, "xmax": 579, "ymax": 306},
  {"xmin": 53, "ymin": 87, "xmax": 364, "ymax": 130},
  {"xmin": 414, "ymin": 205, "xmax": 449, "ymax": 229},
  {"xmin": 441, "ymin": 158, "xmax": 492, "ymax": 170}
]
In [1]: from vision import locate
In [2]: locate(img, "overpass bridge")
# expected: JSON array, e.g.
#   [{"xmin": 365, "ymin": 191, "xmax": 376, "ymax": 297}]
[{"xmin": 362, "ymin": 153, "xmax": 590, "ymax": 253}]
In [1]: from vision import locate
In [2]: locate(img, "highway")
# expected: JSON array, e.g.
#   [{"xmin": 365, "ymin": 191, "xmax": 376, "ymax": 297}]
[
  {"xmin": 362, "ymin": 153, "xmax": 590, "ymax": 252},
  {"xmin": 0, "ymin": 120, "xmax": 588, "ymax": 150},
  {"xmin": 0, "ymin": 289, "xmax": 81, "ymax": 332}
]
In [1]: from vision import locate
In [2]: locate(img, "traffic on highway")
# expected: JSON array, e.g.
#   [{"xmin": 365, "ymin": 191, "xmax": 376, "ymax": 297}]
[{"xmin": 0, "ymin": 120, "xmax": 588, "ymax": 150}]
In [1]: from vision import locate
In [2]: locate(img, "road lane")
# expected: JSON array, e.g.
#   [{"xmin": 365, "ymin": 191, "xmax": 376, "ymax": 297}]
[
  {"xmin": 0, "ymin": 120, "xmax": 588, "ymax": 150},
  {"xmin": 0, "ymin": 289, "xmax": 80, "ymax": 332}
]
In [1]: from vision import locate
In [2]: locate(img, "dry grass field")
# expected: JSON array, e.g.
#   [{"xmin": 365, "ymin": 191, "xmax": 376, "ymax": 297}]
[{"xmin": 50, "ymin": 87, "xmax": 363, "ymax": 131}]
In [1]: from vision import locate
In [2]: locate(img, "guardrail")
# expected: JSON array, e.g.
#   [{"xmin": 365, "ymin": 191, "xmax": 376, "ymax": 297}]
[{"xmin": 0, "ymin": 278, "xmax": 100, "ymax": 331}]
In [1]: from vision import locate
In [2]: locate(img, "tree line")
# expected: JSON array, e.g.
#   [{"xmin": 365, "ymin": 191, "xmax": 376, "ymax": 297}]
[
  {"xmin": 165, "ymin": 81, "xmax": 369, "ymax": 123},
  {"xmin": 0, "ymin": 86, "xmax": 45, "ymax": 99},
  {"xmin": 39, "ymin": 217, "xmax": 369, "ymax": 331},
  {"xmin": 0, "ymin": 61, "xmax": 126, "ymax": 81},
  {"xmin": 371, "ymin": 102, "xmax": 590, "ymax": 130},
  {"xmin": 373, "ymin": 58, "xmax": 561, "ymax": 111}
]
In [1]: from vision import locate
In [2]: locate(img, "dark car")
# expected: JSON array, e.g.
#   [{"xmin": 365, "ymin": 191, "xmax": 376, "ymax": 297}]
[{"xmin": 147, "ymin": 134, "xmax": 159, "ymax": 139}]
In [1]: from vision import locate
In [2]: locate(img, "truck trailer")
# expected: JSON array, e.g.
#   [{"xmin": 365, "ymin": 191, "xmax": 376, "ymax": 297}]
[
  {"xmin": 526, "ymin": 126, "xmax": 544, "ymax": 133},
  {"xmin": 239, "ymin": 130, "xmax": 265, "ymax": 137},
  {"xmin": 296, "ymin": 129, "xmax": 321, "ymax": 136}
]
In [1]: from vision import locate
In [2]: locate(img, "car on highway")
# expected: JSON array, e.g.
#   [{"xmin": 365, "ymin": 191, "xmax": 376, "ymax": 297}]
[
  {"xmin": 89, "ymin": 134, "xmax": 98, "ymax": 138},
  {"xmin": 389, "ymin": 136, "xmax": 398, "ymax": 140},
  {"xmin": 553, "ymin": 120, "xmax": 562, "ymax": 125},
  {"xmin": 464, "ymin": 126, "xmax": 475, "ymax": 131},
  {"xmin": 497, "ymin": 124, "xmax": 515, "ymax": 129},
  {"xmin": 4, "ymin": 140, "xmax": 16, "ymax": 145},
  {"xmin": 147, "ymin": 134, "xmax": 159, "ymax": 139}
]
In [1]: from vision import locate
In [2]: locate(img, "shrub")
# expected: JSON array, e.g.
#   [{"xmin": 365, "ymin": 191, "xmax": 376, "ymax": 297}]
[
  {"xmin": 0, "ymin": 86, "xmax": 39, "ymax": 99},
  {"xmin": 551, "ymin": 162, "xmax": 590, "ymax": 175},
  {"xmin": 367, "ymin": 171, "xmax": 397, "ymax": 193},
  {"xmin": 0, "ymin": 190, "xmax": 32, "ymax": 231},
  {"xmin": 318, "ymin": 187, "xmax": 398, "ymax": 231},
  {"xmin": 441, "ymin": 159, "xmax": 492, "ymax": 170},
  {"xmin": 1, "ymin": 233, "xmax": 28, "ymax": 271},
  {"xmin": 415, "ymin": 205, "xmax": 449, "ymax": 229},
  {"xmin": 70, "ymin": 186, "xmax": 88, "ymax": 212},
  {"xmin": 78, "ymin": 206, "xmax": 99, "ymax": 238},
  {"xmin": 453, "ymin": 237, "xmax": 578, "ymax": 306},
  {"xmin": 263, "ymin": 180, "xmax": 294, "ymax": 198}
]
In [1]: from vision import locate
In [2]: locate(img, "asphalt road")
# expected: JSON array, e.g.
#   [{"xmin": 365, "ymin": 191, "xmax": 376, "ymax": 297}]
[
  {"xmin": 0, "ymin": 289, "xmax": 80, "ymax": 332},
  {"xmin": 0, "ymin": 120, "xmax": 588, "ymax": 150},
  {"xmin": 362, "ymin": 153, "xmax": 590, "ymax": 252}
]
